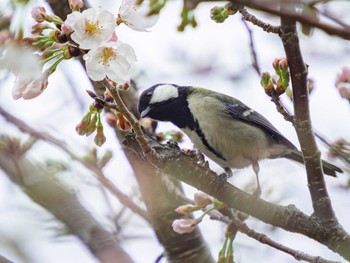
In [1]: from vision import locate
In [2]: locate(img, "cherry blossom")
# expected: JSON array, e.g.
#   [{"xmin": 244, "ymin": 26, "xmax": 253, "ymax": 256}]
[
  {"xmin": 84, "ymin": 41, "xmax": 136, "ymax": 83},
  {"xmin": 118, "ymin": 0, "xmax": 159, "ymax": 31},
  {"xmin": 65, "ymin": 7, "xmax": 116, "ymax": 49}
]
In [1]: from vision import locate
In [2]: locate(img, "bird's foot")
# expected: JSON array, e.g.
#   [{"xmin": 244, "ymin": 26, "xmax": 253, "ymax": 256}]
[{"xmin": 214, "ymin": 172, "xmax": 229, "ymax": 194}]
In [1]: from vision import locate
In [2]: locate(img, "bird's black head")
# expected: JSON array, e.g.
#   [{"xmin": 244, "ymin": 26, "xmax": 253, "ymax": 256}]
[{"xmin": 138, "ymin": 84, "xmax": 195, "ymax": 129}]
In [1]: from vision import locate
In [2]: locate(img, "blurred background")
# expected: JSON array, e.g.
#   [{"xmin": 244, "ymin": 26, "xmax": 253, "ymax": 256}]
[{"xmin": 0, "ymin": 0, "xmax": 350, "ymax": 262}]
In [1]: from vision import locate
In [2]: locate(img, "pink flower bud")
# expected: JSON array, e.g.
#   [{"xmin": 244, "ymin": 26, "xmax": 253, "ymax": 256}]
[
  {"xmin": 12, "ymin": 71, "xmax": 49, "ymax": 100},
  {"xmin": 339, "ymin": 86, "xmax": 350, "ymax": 100},
  {"xmin": 68, "ymin": 0, "xmax": 84, "ymax": 11},
  {"xmin": 31, "ymin": 23, "xmax": 47, "ymax": 34},
  {"xmin": 174, "ymin": 204, "xmax": 197, "ymax": 215},
  {"xmin": 31, "ymin": 6, "xmax": 47, "ymax": 23},
  {"xmin": 272, "ymin": 58, "xmax": 280, "ymax": 70},
  {"xmin": 194, "ymin": 192, "xmax": 213, "ymax": 208},
  {"xmin": 336, "ymin": 67, "xmax": 350, "ymax": 87},
  {"xmin": 278, "ymin": 58, "xmax": 288, "ymax": 71},
  {"xmin": 172, "ymin": 218, "xmax": 198, "ymax": 234}
]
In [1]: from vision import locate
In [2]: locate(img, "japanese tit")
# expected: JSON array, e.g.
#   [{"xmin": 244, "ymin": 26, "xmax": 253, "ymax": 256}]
[{"xmin": 138, "ymin": 84, "xmax": 342, "ymax": 192}]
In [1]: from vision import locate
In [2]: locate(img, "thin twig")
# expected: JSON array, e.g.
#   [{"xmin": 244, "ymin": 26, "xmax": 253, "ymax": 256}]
[
  {"xmin": 102, "ymin": 80, "xmax": 161, "ymax": 164},
  {"xmin": 0, "ymin": 106, "xmax": 150, "ymax": 223},
  {"xmin": 229, "ymin": 214, "xmax": 340, "ymax": 263},
  {"xmin": 237, "ymin": 5, "xmax": 280, "ymax": 34},
  {"xmin": 271, "ymin": 96, "xmax": 294, "ymax": 124},
  {"xmin": 241, "ymin": 18, "xmax": 261, "ymax": 75},
  {"xmin": 232, "ymin": 0, "xmax": 350, "ymax": 39}
]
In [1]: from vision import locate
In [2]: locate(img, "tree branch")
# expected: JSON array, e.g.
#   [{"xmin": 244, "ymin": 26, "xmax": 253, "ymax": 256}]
[
  {"xmin": 206, "ymin": 0, "xmax": 350, "ymax": 40},
  {"xmin": 279, "ymin": 5, "xmax": 336, "ymax": 222},
  {"xmin": 209, "ymin": 211, "xmax": 340, "ymax": 263},
  {"xmin": 123, "ymin": 132, "xmax": 350, "ymax": 261},
  {"xmin": 0, "ymin": 106, "xmax": 149, "ymax": 223}
]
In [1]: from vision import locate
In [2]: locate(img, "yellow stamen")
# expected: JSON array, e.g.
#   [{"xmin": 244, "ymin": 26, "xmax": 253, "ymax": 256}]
[
  {"xmin": 85, "ymin": 19, "xmax": 103, "ymax": 35},
  {"xmin": 98, "ymin": 47, "xmax": 117, "ymax": 67}
]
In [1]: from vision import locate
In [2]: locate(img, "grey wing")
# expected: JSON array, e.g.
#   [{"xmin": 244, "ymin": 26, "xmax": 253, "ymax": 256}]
[{"xmin": 223, "ymin": 101, "xmax": 297, "ymax": 150}]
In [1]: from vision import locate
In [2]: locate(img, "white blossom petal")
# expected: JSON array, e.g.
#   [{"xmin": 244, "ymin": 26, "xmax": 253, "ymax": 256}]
[
  {"xmin": 84, "ymin": 42, "xmax": 137, "ymax": 83},
  {"xmin": 66, "ymin": 7, "xmax": 116, "ymax": 49},
  {"xmin": 119, "ymin": 0, "xmax": 159, "ymax": 31}
]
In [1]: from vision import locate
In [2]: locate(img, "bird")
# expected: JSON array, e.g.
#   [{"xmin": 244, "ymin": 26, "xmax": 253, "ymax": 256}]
[{"xmin": 137, "ymin": 83, "xmax": 343, "ymax": 196}]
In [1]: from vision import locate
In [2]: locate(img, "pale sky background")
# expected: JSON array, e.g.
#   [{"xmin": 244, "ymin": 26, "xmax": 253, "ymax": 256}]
[{"xmin": 0, "ymin": 1, "xmax": 350, "ymax": 262}]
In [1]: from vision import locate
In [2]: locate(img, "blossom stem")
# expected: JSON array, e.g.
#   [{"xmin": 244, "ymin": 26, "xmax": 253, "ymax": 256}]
[
  {"xmin": 102, "ymin": 79, "xmax": 161, "ymax": 164},
  {"xmin": 48, "ymin": 57, "xmax": 64, "ymax": 74},
  {"xmin": 42, "ymin": 51, "xmax": 64, "ymax": 64}
]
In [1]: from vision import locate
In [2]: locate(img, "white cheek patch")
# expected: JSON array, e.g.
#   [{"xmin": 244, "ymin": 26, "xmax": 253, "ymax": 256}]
[{"xmin": 150, "ymin": 84, "xmax": 179, "ymax": 104}]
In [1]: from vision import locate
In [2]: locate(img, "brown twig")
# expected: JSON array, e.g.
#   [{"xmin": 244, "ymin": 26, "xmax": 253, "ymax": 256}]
[
  {"xmin": 102, "ymin": 80, "xmax": 161, "ymax": 164},
  {"xmin": 270, "ymin": 96, "xmax": 294, "ymax": 124},
  {"xmin": 237, "ymin": 5, "xmax": 280, "ymax": 34},
  {"xmin": 197, "ymin": 0, "xmax": 350, "ymax": 39},
  {"xmin": 241, "ymin": 18, "xmax": 261, "ymax": 75},
  {"xmin": 208, "ymin": 210, "xmax": 339, "ymax": 263},
  {"xmin": 0, "ymin": 106, "xmax": 150, "ymax": 223}
]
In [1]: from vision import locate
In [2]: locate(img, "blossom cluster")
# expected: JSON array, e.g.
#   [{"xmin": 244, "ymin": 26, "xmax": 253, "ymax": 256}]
[
  {"xmin": 172, "ymin": 191, "xmax": 216, "ymax": 234},
  {"xmin": 2, "ymin": 0, "xmax": 158, "ymax": 100}
]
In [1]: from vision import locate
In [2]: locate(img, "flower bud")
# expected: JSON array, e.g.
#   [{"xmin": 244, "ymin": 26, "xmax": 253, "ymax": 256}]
[
  {"xmin": 260, "ymin": 72, "xmax": 275, "ymax": 97},
  {"xmin": 335, "ymin": 66, "xmax": 350, "ymax": 88},
  {"xmin": 116, "ymin": 113, "xmax": 131, "ymax": 132},
  {"xmin": 75, "ymin": 113, "xmax": 91, "ymax": 135},
  {"xmin": 172, "ymin": 218, "xmax": 198, "ymax": 234},
  {"xmin": 194, "ymin": 192, "xmax": 213, "ymax": 208},
  {"xmin": 210, "ymin": 6, "xmax": 229, "ymax": 23},
  {"xmin": 272, "ymin": 58, "xmax": 280, "ymax": 70},
  {"xmin": 68, "ymin": 0, "xmax": 84, "ymax": 11},
  {"xmin": 31, "ymin": 6, "xmax": 47, "ymax": 23},
  {"xmin": 94, "ymin": 125, "xmax": 106, "ymax": 147},
  {"xmin": 174, "ymin": 204, "xmax": 197, "ymax": 215},
  {"xmin": 85, "ymin": 114, "xmax": 97, "ymax": 137},
  {"xmin": 105, "ymin": 112, "xmax": 117, "ymax": 127},
  {"xmin": 278, "ymin": 58, "xmax": 288, "ymax": 71},
  {"xmin": 31, "ymin": 23, "xmax": 47, "ymax": 34}
]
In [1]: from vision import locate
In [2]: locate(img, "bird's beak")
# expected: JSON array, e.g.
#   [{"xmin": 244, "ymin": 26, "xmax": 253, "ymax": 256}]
[{"xmin": 140, "ymin": 106, "xmax": 151, "ymax": 118}]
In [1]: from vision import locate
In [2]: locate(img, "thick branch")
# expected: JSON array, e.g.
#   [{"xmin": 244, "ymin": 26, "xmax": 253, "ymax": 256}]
[
  {"xmin": 279, "ymin": 6, "xmax": 336, "ymax": 222},
  {"xmin": 123, "ymin": 133, "xmax": 350, "ymax": 261}
]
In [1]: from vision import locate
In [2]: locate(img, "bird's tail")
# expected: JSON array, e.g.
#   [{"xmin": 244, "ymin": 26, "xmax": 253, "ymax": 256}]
[{"xmin": 284, "ymin": 151, "xmax": 343, "ymax": 177}]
